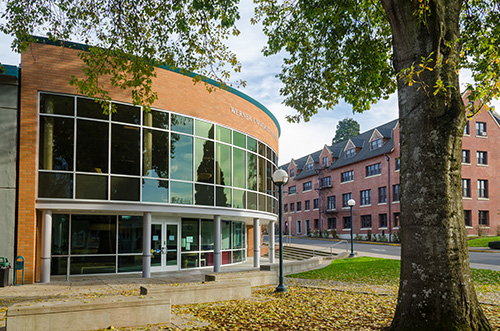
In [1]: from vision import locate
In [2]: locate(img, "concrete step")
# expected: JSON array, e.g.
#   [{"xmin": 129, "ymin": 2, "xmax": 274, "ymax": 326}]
[{"xmin": 273, "ymin": 245, "xmax": 335, "ymax": 261}]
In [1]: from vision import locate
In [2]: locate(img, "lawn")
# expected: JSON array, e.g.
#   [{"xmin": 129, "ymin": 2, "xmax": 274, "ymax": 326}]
[{"xmin": 468, "ymin": 236, "xmax": 500, "ymax": 247}]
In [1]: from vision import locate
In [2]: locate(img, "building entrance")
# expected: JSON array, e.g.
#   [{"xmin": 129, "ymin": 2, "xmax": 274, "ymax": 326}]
[{"xmin": 151, "ymin": 222, "xmax": 180, "ymax": 272}]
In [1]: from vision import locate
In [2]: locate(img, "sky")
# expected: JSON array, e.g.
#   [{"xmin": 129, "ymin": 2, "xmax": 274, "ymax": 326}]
[{"xmin": 0, "ymin": 2, "xmax": 497, "ymax": 165}]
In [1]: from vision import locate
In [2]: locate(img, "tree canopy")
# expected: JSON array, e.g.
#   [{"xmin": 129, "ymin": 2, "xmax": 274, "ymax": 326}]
[{"xmin": 332, "ymin": 118, "xmax": 360, "ymax": 144}]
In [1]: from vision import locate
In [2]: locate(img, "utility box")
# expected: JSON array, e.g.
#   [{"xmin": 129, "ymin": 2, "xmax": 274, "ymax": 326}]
[{"xmin": 0, "ymin": 257, "xmax": 10, "ymax": 287}]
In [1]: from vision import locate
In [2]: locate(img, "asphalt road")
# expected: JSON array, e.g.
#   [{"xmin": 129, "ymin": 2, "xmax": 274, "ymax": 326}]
[{"xmin": 281, "ymin": 237, "xmax": 500, "ymax": 271}]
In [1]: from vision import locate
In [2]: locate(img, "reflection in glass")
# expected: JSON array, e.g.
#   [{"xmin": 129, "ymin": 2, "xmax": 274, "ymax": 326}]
[
  {"xmin": 216, "ymin": 125, "xmax": 231, "ymax": 143},
  {"xmin": 233, "ymin": 131, "xmax": 246, "ymax": 148},
  {"xmin": 195, "ymin": 138, "xmax": 214, "ymax": 183},
  {"xmin": 111, "ymin": 176, "xmax": 140, "ymax": 201},
  {"xmin": 258, "ymin": 141, "xmax": 265, "ymax": 157},
  {"xmin": 151, "ymin": 224, "xmax": 162, "ymax": 267},
  {"xmin": 259, "ymin": 194, "xmax": 266, "ymax": 212},
  {"xmin": 222, "ymin": 251, "xmax": 231, "ymax": 265},
  {"xmin": 233, "ymin": 250, "xmax": 244, "ymax": 263},
  {"xmin": 77, "ymin": 98, "xmax": 108, "ymax": 119},
  {"xmin": 51, "ymin": 257, "xmax": 68, "ymax": 276},
  {"xmin": 170, "ymin": 181, "xmax": 193, "ymax": 204},
  {"xmin": 195, "ymin": 120, "xmax": 214, "ymax": 138},
  {"xmin": 247, "ymin": 136, "xmax": 257, "ymax": 152},
  {"xmin": 70, "ymin": 256, "xmax": 116, "ymax": 274},
  {"xmin": 233, "ymin": 189, "xmax": 246, "ymax": 209},
  {"xmin": 216, "ymin": 143, "xmax": 231, "ymax": 185},
  {"xmin": 118, "ymin": 256, "xmax": 142, "ymax": 272},
  {"xmin": 181, "ymin": 253, "xmax": 199, "ymax": 269},
  {"xmin": 233, "ymin": 148, "xmax": 246, "ymax": 189},
  {"xmin": 143, "ymin": 110, "xmax": 169, "ymax": 129},
  {"xmin": 52, "ymin": 214, "xmax": 69, "ymax": 255},
  {"xmin": 77, "ymin": 119, "xmax": 108, "ymax": 173},
  {"xmin": 247, "ymin": 191, "xmax": 257, "ymax": 210},
  {"xmin": 195, "ymin": 184, "xmax": 214, "ymax": 206},
  {"xmin": 142, "ymin": 179, "xmax": 169, "ymax": 202},
  {"xmin": 201, "ymin": 252, "xmax": 214, "ymax": 266},
  {"xmin": 71, "ymin": 215, "xmax": 116, "ymax": 254},
  {"xmin": 201, "ymin": 220, "xmax": 214, "ymax": 250},
  {"xmin": 216, "ymin": 186, "xmax": 231, "ymax": 207},
  {"xmin": 143, "ymin": 129, "xmax": 169, "ymax": 178},
  {"xmin": 39, "ymin": 172, "xmax": 73, "ymax": 198},
  {"xmin": 171, "ymin": 114, "xmax": 193, "ymax": 134},
  {"xmin": 118, "ymin": 216, "xmax": 143, "ymax": 253},
  {"xmin": 268, "ymin": 196, "xmax": 275, "ymax": 213},
  {"xmin": 111, "ymin": 124, "xmax": 140, "ymax": 175},
  {"xmin": 266, "ymin": 161, "xmax": 273, "ymax": 194},
  {"xmin": 171, "ymin": 134, "xmax": 193, "ymax": 181},
  {"xmin": 40, "ymin": 93, "xmax": 74, "ymax": 116},
  {"xmin": 76, "ymin": 174, "xmax": 108, "ymax": 200},
  {"xmin": 247, "ymin": 152, "xmax": 257, "ymax": 191},
  {"xmin": 112, "ymin": 103, "xmax": 140, "ymax": 124},
  {"xmin": 39, "ymin": 116, "xmax": 74, "ymax": 171},
  {"xmin": 258, "ymin": 156, "xmax": 266, "ymax": 193},
  {"xmin": 221, "ymin": 221, "xmax": 231, "ymax": 250},
  {"xmin": 182, "ymin": 219, "xmax": 199, "ymax": 251}
]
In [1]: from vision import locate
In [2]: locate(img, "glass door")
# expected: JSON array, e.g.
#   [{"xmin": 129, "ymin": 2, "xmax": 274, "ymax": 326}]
[{"xmin": 151, "ymin": 222, "xmax": 179, "ymax": 272}]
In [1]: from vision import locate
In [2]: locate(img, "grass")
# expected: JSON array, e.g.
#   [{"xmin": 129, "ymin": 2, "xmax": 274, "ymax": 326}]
[
  {"xmin": 289, "ymin": 257, "xmax": 500, "ymax": 286},
  {"xmin": 468, "ymin": 236, "xmax": 500, "ymax": 247}
]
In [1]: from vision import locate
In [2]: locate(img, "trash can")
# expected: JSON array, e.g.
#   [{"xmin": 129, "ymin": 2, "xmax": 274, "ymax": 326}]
[{"xmin": 0, "ymin": 257, "xmax": 10, "ymax": 287}]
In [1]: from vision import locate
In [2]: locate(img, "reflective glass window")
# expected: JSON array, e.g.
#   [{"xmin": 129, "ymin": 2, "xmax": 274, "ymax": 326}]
[
  {"xmin": 171, "ymin": 134, "xmax": 193, "ymax": 181},
  {"xmin": 39, "ymin": 116, "xmax": 74, "ymax": 171},
  {"xmin": 118, "ymin": 216, "xmax": 143, "ymax": 253},
  {"xmin": 247, "ymin": 137, "xmax": 257, "ymax": 152},
  {"xmin": 71, "ymin": 215, "xmax": 116, "ymax": 254},
  {"xmin": 258, "ymin": 194, "xmax": 266, "ymax": 212},
  {"xmin": 111, "ymin": 124, "xmax": 140, "ymax": 175},
  {"xmin": 258, "ymin": 141, "xmax": 265, "ymax": 157},
  {"xmin": 118, "ymin": 256, "xmax": 142, "ymax": 272},
  {"xmin": 77, "ymin": 119, "xmax": 108, "ymax": 173},
  {"xmin": 182, "ymin": 219, "xmax": 199, "ymax": 251},
  {"xmin": 233, "ymin": 222, "xmax": 243, "ymax": 249},
  {"xmin": 195, "ymin": 120, "xmax": 214, "ymax": 139},
  {"xmin": 247, "ymin": 152, "xmax": 257, "ymax": 191},
  {"xmin": 170, "ymin": 181, "xmax": 193, "ymax": 204},
  {"xmin": 266, "ymin": 161, "xmax": 273, "ymax": 193},
  {"xmin": 195, "ymin": 138, "xmax": 214, "ymax": 183},
  {"xmin": 258, "ymin": 156, "xmax": 266, "ymax": 193},
  {"xmin": 51, "ymin": 214, "xmax": 69, "ymax": 255},
  {"xmin": 195, "ymin": 184, "xmax": 214, "ymax": 206},
  {"xmin": 201, "ymin": 220, "xmax": 214, "ymax": 250},
  {"xmin": 142, "ymin": 178, "xmax": 169, "ymax": 203},
  {"xmin": 111, "ymin": 176, "xmax": 140, "ymax": 201},
  {"xmin": 233, "ymin": 131, "xmax": 246, "ymax": 148},
  {"xmin": 233, "ymin": 189, "xmax": 246, "ymax": 209},
  {"xmin": 76, "ymin": 174, "xmax": 108, "ymax": 200},
  {"xmin": 221, "ymin": 221, "xmax": 231, "ymax": 250},
  {"xmin": 216, "ymin": 143, "xmax": 231, "ymax": 185},
  {"xmin": 38, "ymin": 172, "xmax": 73, "ymax": 198},
  {"xmin": 143, "ymin": 110, "xmax": 169, "ymax": 129},
  {"xmin": 70, "ymin": 256, "xmax": 116, "ymax": 274},
  {"xmin": 247, "ymin": 191, "xmax": 257, "ymax": 210},
  {"xmin": 216, "ymin": 125, "xmax": 231, "ymax": 143},
  {"xmin": 216, "ymin": 186, "xmax": 231, "ymax": 207},
  {"xmin": 77, "ymin": 98, "xmax": 108, "ymax": 120},
  {"xmin": 111, "ymin": 103, "xmax": 140, "ymax": 124},
  {"xmin": 181, "ymin": 253, "xmax": 199, "ymax": 269},
  {"xmin": 40, "ymin": 93, "xmax": 74, "ymax": 116},
  {"xmin": 171, "ymin": 114, "xmax": 193, "ymax": 134},
  {"xmin": 233, "ymin": 148, "xmax": 246, "ymax": 189},
  {"xmin": 143, "ymin": 129, "xmax": 169, "ymax": 178}
]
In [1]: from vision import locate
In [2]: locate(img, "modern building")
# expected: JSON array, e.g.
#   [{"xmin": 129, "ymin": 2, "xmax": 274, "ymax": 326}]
[
  {"xmin": 0, "ymin": 38, "xmax": 281, "ymax": 284},
  {"xmin": 281, "ymin": 104, "xmax": 500, "ymax": 240}
]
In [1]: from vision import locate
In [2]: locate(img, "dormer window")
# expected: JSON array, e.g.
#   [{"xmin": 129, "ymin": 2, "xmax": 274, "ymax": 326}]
[
  {"xmin": 290, "ymin": 168, "xmax": 295, "ymax": 177},
  {"xmin": 322, "ymin": 156, "xmax": 329, "ymax": 167},
  {"xmin": 370, "ymin": 138, "xmax": 383, "ymax": 150},
  {"xmin": 346, "ymin": 148, "xmax": 356, "ymax": 158},
  {"xmin": 306, "ymin": 162, "xmax": 314, "ymax": 171}
]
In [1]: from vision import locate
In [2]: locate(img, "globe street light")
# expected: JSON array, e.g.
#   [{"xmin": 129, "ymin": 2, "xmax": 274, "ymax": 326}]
[
  {"xmin": 347, "ymin": 199, "xmax": 356, "ymax": 257},
  {"xmin": 272, "ymin": 168, "xmax": 289, "ymax": 293}
]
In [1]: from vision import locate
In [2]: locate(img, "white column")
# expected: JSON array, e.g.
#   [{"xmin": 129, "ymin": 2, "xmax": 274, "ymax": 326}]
[
  {"xmin": 40, "ymin": 209, "xmax": 52, "ymax": 283},
  {"xmin": 142, "ymin": 212, "xmax": 152, "ymax": 278},
  {"xmin": 268, "ymin": 221, "xmax": 276, "ymax": 264},
  {"xmin": 214, "ymin": 215, "xmax": 221, "ymax": 273},
  {"xmin": 253, "ymin": 218, "xmax": 260, "ymax": 268}
]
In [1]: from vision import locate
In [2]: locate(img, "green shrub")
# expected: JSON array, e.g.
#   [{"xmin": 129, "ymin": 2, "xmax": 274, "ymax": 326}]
[{"xmin": 488, "ymin": 241, "xmax": 500, "ymax": 249}]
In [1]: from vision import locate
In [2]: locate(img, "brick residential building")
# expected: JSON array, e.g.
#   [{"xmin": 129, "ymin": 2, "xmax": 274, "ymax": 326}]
[{"xmin": 280, "ymin": 103, "xmax": 500, "ymax": 240}]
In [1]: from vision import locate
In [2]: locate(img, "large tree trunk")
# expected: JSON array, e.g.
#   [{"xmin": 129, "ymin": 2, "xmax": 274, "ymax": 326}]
[{"xmin": 380, "ymin": 1, "xmax": 492, "ymax": 330}]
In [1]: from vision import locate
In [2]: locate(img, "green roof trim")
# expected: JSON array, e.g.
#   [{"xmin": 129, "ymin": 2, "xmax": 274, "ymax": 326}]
[
  {"xmin": 33, "ymin": 36, "xmax": 281, "ymax": 136},
  {"xmin": 1, "ymin": 64, "xmax": 19, "ymax": 79}
]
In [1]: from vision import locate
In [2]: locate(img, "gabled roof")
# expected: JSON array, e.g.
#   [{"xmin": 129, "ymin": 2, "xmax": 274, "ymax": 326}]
[{"xmin": 491, "ymin": 109, "xmax": 500, "ymax": 127}]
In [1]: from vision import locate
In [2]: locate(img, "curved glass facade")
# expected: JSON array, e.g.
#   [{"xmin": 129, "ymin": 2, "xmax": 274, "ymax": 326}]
[{"xmin": 38, "ymin": 93, "xmax": 278, "ymax": 213}]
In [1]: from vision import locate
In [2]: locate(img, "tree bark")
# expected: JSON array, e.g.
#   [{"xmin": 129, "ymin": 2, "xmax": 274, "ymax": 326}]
[{"xmin": 380, "ymin": 0, "xmax": 492, "ymax": 330}]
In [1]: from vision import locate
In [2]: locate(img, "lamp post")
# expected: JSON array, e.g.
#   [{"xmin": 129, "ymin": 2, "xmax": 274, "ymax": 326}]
[
  {"xmin": 348, "ymin": 199, "xmax": 356, "ymax": 257},
  {"xmin": 272, "ymin": 168, "xmax": 289, "ymax": 293}
]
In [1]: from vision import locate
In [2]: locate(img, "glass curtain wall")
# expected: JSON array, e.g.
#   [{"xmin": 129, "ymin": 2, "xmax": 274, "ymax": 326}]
[{"xmin": 38, "ymin": 93, "xmax": 278, "ymax": 212}]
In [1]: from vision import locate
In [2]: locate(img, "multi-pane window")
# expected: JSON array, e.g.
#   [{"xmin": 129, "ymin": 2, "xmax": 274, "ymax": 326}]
[
  {"xmin": 477, "ymin": 151, "xmax": 487, "ymax": 165},
  {"xmin": 360, "ymin": 189, "xmax": 371, "ymax": 205},
  {"xmin": 321, "ymin": 176, "xmax": 332, "ymax": 187},
  {"xmin": 393, "ymin": 184, "xmax": 400, "ymax": 202},
  {"xmin": 290, "ymin": 168, "xmax": 294, "ymax": 178},
  {"xmin": 395, "ymin": 157, "xmax": 400, "ymax": 170},
  {"xmin": 314, "ymin": 219, "xmax": 319, "ymax": 229},
  {"xmin": 327, "ymin": 196, "xmax": 336, "ymax": 210},
  {"xmin": 341, "ymin": 170, "xmax": 354, "ymax": 182},
  {"xmin": 305, "ymin": 200, "xmax": 310, "ymax": 211},
  {"xmin": 476, "ymin": 122, "xmax": 487, "ymax": 136},
  {"xmin": 462, "ymin": 150, "xmax": 470, "ymax": 163},
  {"xmin": 303, "ymin": 181, "xmax": 312, "ymax": 191},
  {"xmin": 306, "ymin": 162, "xmax": 314, "ymax": 171},
  {"xmin": 366, "ymin": 163, "xmax": 382, "ymax": 177},
  {"xmin": 290, "ymin": 203, "xmax": 295, "ymax": 212},
  {"xmin": 323, "ymin": 156, "xmax": 329, "ymax": 167},
  {"xmin": 346, "ymin": 148, "xmax": 356, "ymax": 158},
  {"xmin": 361, "ymin": 215, "xmax": 372, "ymax": 228},
  {"xmin": 284, "ymin": 204, "xmax": 288, "ymax": 213},
  {"xmin": 328, "ymin": 218, "xmax": 336, "ymax": 229},
  {"xmin": 464, "ymin": 121, "xmax": 470, "ymax": 135},
  {"xmin": 370, "ymin": 138, "xmax": 383, "ymax": 150},
  {"xmin": 289, "ymin": 186, "xmax": 297, "ymax": 194},
  {"xmin": 462, "ymin": 179, "xmax": 471, "ymax": 198},
  {"xmin": 342, "ymin": 193, "xmax": 352, "ymax": 207},
  {"xmin": 313, "ymin": 198, "xmax": 319, "ymax": 209},
  {"xmin": 393, "ymin": 212, "xmax": 400, "ymax": 227},
  {"xmin": 378, "ymin": 186, "xmax": 387, "ymax": 203},
  {"xmin": 296, "ymin": 220, "xmax": 302, "ymax": 234},
  {"xmin": 379, "ymin": 214, "xmax": 388, "ymax": 228},
  {"xmin": 478, "ymin": 180, "xmax": 488, "ymax": 198},
  {"xmin": 464, "ymin": 210, "xmax": 471, "ymax": 227},
  {"xmin": 478, "ymin": 211, "xmax": 489, "ymax": 225},
  {"xmin": 343, "ymin": 216, "xmax": 352, "ymax": 229},
  {"xmin": 297, "ymin": 201, "xmax": 302, "ymax": 211}
]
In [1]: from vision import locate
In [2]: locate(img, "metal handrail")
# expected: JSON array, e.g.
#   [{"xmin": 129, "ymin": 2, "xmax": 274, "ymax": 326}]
[{"xmin": 312, "ymin": 240, "xmax": 349, "ymax": 257}]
